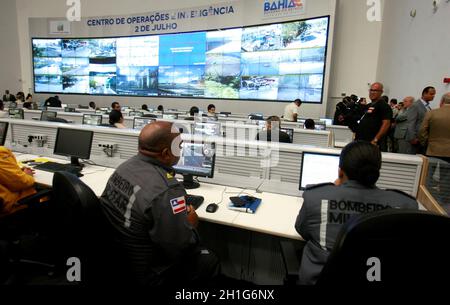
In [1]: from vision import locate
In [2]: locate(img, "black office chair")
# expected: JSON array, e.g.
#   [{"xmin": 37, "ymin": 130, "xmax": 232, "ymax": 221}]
[
  {"xmin": 51, "ymin": 171, "xmax": 129, "ymax": 284},
  {"xmin": 316, "ymin": 209, "xmax": 450, "ymax": 285},
  {"xmin": 0, "ymin": 188, "xmax": 56, "ymax": 284}
]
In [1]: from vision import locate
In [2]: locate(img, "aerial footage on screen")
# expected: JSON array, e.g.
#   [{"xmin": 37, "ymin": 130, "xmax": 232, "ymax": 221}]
[{"xmin": 32, "ymin": 16, "xmax": 329, "ymax": 102}]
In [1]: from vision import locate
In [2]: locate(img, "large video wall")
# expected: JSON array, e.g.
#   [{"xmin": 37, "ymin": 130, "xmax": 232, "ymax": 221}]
[{"xmin": 32, "ymin": 16, "xmax": 329, "ymax": 103}]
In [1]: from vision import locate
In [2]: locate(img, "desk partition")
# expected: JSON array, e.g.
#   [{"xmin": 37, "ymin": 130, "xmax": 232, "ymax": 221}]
[{"xmin": 2, "ymin": 118, "xmax": 423, "ymax": 198}]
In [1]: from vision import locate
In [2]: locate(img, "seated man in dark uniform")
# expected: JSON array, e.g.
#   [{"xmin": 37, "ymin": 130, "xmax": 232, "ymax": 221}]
[
  {"xmin": 256, "ymin": 115, "xmax": 292, "ymax": 143},
  {"xmin": 100, "ymin": 121, "xmax": 220, "ymax": 285},
  {"xmin": 295, "ymin": 141, "xmax": 418, "ymax": 285}
]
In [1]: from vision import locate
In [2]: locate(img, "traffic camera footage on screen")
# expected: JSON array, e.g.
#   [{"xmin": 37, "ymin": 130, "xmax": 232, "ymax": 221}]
[{"xmin": 32, "ymin": 16, "xmax": 329, "ymax": 103}]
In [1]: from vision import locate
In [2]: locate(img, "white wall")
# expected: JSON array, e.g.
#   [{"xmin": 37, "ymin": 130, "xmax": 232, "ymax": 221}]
[
  {"xmin": 9, "ymin": 0, "xmax": 390, "ymax": 118},
  {"xmin": 0, "ymin": 0, "xmax": 22, "ymax": 94},
  {"xmin": 377, "ymin": 0, "xmax": 450, "ymax": 108}
]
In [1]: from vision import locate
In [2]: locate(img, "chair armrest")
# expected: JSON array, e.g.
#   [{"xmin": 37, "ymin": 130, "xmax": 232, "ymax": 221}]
[{"xmin": 17, "ymin": 189, "xmax": 52, "ymax": 206}]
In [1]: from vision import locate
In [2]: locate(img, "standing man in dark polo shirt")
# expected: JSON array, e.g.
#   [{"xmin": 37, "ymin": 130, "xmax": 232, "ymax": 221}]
[{"xmin": 354, "ymin": 82, "xmax": 393, "ymax": 146}]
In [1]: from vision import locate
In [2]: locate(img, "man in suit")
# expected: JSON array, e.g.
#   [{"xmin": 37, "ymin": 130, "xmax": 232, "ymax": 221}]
[
  {"xmin": 407, "ymin": 86, "xmax": 436, "ymax": 154},
  {"xmin": 2, "ymin": 90, "xmax": 16, "ymax": 102},
  {"xmin": 419, "ymin": 93, "xmax": 450, "ymax": 161},
  {"xmin": 394, "ymin": 96, "xmax": 415, "ymax": 154},
  {"xmin": 419, "ymin": 92, "xmax": 450, "ymax": 204}
]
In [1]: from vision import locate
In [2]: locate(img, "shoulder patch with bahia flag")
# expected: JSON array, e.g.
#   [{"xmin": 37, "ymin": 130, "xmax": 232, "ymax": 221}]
[{"xmin": 170, "ymin": 196, "xmax": 186, "ymax": 214}]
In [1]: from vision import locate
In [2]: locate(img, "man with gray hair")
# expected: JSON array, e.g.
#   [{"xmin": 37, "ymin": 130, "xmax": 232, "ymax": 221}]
[{"xmin": 394, "ymin": 96, "xmax": 416, "ymax": 154}]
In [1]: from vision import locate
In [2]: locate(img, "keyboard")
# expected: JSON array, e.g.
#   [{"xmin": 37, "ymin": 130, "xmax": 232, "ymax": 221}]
[
  {"xmin": 33, "ymin": 162, "xmax": 82, "ymax": 176},
  {"xmin": 185, "ymin": 194, "xmax": 204, "ymax": 210}
]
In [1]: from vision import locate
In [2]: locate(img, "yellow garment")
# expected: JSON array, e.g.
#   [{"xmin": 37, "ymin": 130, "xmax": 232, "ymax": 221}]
[{"xmin": 0, "ymin": 147, "xmax": 36, "ymax": 217}]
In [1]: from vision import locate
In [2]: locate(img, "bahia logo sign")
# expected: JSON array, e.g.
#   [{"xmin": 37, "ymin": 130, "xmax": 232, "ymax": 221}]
[{"xmin": 264, "ymin": 0, "xmax": 305, "ymax": 16}]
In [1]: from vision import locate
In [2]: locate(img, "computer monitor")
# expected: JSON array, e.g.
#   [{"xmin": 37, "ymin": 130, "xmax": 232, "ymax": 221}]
[
  {"xmin": 280, "ymin": 128, "xmax": 294, "ymax": 143},
  {"xmin": 133, "ymin": 117, "xmax": 155, "ymax": 130},
  {"xmin": 129, "ymin": 111, "xmax": 144, "ymax": 117},
  {"xmin": 193, "ymin": 121, "xmax": 221, "ymax": 137},
  {"xmin": 320, "ymin": 118, "xmax": 333, "ymax": 126},
  {"xmin": 162, "ymin": 113, "xmax": 178, "ymax": 120},
  {"xmin": 315, "ymin": 122, "xmax": 327, "ymax": 131},
  {"xmin": 8, "ymin": 109, "xmax": 24, "ymax": 119},
  {"xmin": 82, "ymin": 114, "xmax": 103, "ymax": 126},
  {"xmin": 54, "ymin": 128, "xmax": 94, "ymax": 167},
  {"xmin": 64, "ymin": 107, "xmax": 77, "ymax": 112},
  {"xmin": 0, "ymin": 122, "xmax": 9, "ymax": 146},
  {"xmin": 248, "ymin": 113, "xmax": 264, "ymax": 120},
  {"xmin": 173, "ymin": 142, "xmax": 216, "ymax": 189},
  {"xmin": 40, "ymin": 111, "xmax": 57, "ymax": 121},
  {"xmin": 299, "ymin": 152, "xmax": 340, "ymax": 190}
]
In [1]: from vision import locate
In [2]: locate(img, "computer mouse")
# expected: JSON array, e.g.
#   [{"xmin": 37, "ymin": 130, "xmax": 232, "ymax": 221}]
[{"xmin": 206, "ymin": 203, "xmax": 219, "ymax": 213}]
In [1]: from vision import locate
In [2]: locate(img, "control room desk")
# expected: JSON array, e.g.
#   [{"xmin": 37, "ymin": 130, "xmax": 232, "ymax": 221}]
[{"xmin": 16, "ymin": 154, "xmax": 304, "ymax": 241}]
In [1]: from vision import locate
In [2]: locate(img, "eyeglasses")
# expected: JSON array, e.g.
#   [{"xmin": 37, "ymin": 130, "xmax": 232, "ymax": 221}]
[{"xmin": 369, "ymin": 89, "xmax": 382, "ymax": 92}]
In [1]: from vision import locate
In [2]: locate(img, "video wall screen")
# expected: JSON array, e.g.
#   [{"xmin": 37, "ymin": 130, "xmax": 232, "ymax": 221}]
[{"xmin": 32, "ymin": 16, "xmax": 329, "ymax": 103}]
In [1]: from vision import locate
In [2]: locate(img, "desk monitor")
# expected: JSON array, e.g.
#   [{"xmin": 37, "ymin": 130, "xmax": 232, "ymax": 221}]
[
  {"xmin": 54, "ymin": 127, "xmax": 94, "ymax": 167},
  {"xmin": 129, "ymin": 111, "xmax": 144, "ymax": 117},
  {"xmin": 40, "ymin": 111, "xmax": 57, "ymax": 121},
  {"xmin": 46, "ymin": 107, "xmax": 63, "ymax": 112},
  {"xmin": 299, "ymin": 152, "xmax": 340, "ymax": 190},
  {"xmin": 65, "ymin": 107, "xmax": 77, "ymax": 112},
  {"xmin": 280, "ymin": 128, "xmax": 294, "ymax": 143},
  {"xmin": 173, "ymin": 142, "xmax": 216, "ymax": 189},
  {"xmin": 320, "ymin": 118, "xmax": 333, "ymax": 126},
  {"xmin": 315, "ymin": 122, "xmax": 326, "ymax": 131},
  {"xmin": 133, "ymin": 117, "xmax": 155, "ymax": 130},
  {"xmin": 82, "ymin": 114, "xmax": 103, "ymax": 126},
  {"xmin": 8, "ymin": 109, "xmax": 24, "ymax": 119},
  {"xmin": 248, "ymin": 113, "xmax": 264, "ymax": 120},
  {"xmin": 193, "ymin": 121, "xmax": 221, "ymax": 137},
  {"xmin": 162, "ymin": 113, "xmax": 178, "ymax": 120},
  {"xmin": 0, "ymin": 122, "xmax": 8, "ymax": 146}
]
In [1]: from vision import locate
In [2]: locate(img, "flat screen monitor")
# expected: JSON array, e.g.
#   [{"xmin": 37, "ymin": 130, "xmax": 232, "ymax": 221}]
[
  {"xmin": 173, "ymin": 142, "xmax": 216, "ymax": 189},
  {"xmin": 0, "ymin": 122, "xmax": 9, "ymax": 146},
  {"xmin": 248, "ymin": 113, "xmax": 264, "ymax": 120},
  {"xmin": 193, "ymin": 121, "xmax": 221, "ymax": 137},
  {"xmin": 299, "ymin": 152, "xmax": 340, "ymax": 190},
  {"xmin": 320, "ymin": 118, "xmax": 333, "ymax": 126},
  {"xmin": 82, "ymin": 114, "xmax": 103, "ymax": 126},
  {"xmin": 40, "ymin": 111, "xmax": 57, "ymax": 121},
  {"xmin": 133, "ymin": 117, "xmax": 155, "ymax": 130},
  {"xmin": 54, "ymin": 127, "xmax": 94, "ymax": 167},
  {"xmin": 280, "ymin": 128, "xmax": 294, "ymax": 143},
  {"xmin": 315, "ymin": 122, "xmax": 326, "ymax": 131},
  {"xmin": 8, "ymin": 109, "xmax": 24, "ymax": 119},
  {"xmin": 129, "ymin": 111, "xmax": 144, "ymax": 117},
  {"xmin": 162, "ymin": 113, "xmax": 178, "ymax": 120}
]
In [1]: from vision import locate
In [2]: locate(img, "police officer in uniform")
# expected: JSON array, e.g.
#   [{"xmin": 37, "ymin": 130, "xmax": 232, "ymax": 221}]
[
  {"xmin": 295, "ymin": 141, "xmax": 418, "ymax": 285},
  {"xmin": 100, "ymin": 121, "xmax": 219, "ymax": 285}
]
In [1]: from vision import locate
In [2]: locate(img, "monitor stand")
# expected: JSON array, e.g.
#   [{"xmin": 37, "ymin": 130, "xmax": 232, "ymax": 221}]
[
  {"xmin": 70, "ymin": 156, "xmax": 84, "ymax": 169},
  {"xmin": 182, "ymin": 174, "xmax": 200, "ymax": 189}
]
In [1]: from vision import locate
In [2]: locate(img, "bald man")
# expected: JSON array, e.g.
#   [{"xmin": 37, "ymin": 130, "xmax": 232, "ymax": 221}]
[
  {"xmin": 354, "ymin": 82, "xmax": 393, "ymax": 148},
  {"xmin": 394, "ymin": 96, "xmax": 416, "ymax": 154},
  {"xmin": 100, "ymin": 121, "xmax": 219, "ymax": 285}
]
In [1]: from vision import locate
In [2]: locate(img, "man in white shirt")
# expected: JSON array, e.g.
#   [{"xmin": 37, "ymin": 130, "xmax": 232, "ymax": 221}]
[{"xmin": 283, "ymin": 99, "xmax": 302, "ymax": 122}]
